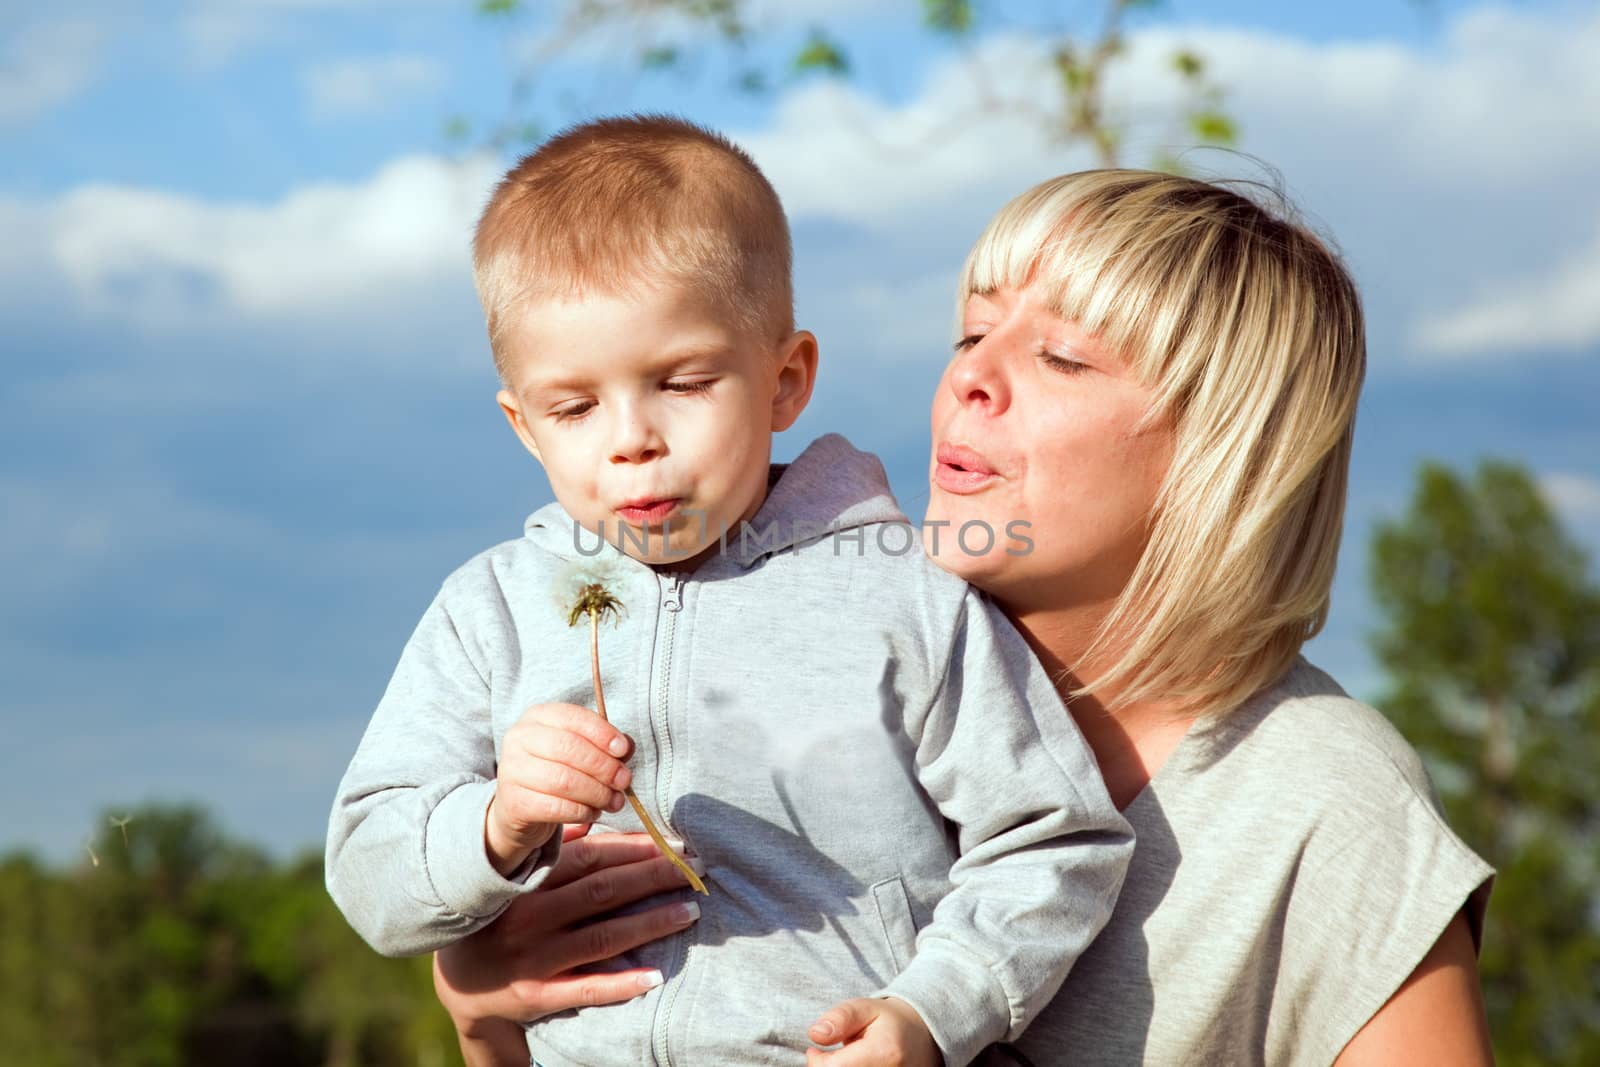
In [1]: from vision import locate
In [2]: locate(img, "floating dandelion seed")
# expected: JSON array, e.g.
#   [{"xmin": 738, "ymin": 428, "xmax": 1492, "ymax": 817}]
[
  {"xmin": 83, "ymin": 839, "xmax": 99, "ymax": 868},
  {"xmin": 561, "ymin": 570, "xmax": 708, "ymax": 896},
  {"xmin": 109, "ymin": 814, "xmax": 133, "ymax": 849}
]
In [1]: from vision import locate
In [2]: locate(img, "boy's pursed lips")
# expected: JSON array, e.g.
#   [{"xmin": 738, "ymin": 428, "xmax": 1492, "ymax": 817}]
[{"xmin": 616, "ymin": 497, "xmax": 681, "ymax": 524}]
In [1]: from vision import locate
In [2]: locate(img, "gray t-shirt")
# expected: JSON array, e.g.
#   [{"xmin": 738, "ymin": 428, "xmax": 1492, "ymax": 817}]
[{"xmin": 985, "ymin": 657, "xmax": 1493, "ymax": 1066}]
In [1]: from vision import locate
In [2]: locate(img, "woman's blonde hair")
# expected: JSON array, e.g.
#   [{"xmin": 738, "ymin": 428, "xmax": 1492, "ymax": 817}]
[{"xmin": 960, "ymin": 169, "xmax": 1366, "ymax": 716}]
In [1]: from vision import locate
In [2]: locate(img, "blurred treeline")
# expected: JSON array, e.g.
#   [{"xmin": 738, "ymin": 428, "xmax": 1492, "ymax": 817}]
[
  {"xmin": 0, "ymin": 810, "xmax": 461, "ymax": 1067},
  {"xmin": 1, "ymin": 460, "xmax": 1595, "ymax": 1064}
]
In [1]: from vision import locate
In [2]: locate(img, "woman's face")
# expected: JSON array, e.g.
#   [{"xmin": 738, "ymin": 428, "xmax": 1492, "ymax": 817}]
[{"xmin": 925, "ymin": 283, "xmax": 1175, "ymax": 614}]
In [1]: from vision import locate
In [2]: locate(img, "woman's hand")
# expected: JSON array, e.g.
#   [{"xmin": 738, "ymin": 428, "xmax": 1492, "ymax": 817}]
[{"xmin": 433, "ymin": 827, "xmax": 702, "ymax": 1037}]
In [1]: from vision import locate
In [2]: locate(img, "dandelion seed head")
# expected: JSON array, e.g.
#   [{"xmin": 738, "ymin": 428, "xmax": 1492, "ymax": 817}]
[{"xmin": 552, "ymin": 559, "xmax": 628, "ymax": 627}]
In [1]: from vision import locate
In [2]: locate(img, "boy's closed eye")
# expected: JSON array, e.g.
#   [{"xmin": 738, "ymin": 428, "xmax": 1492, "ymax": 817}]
[{"xmin": 548, "ymin": 378, "xmax": 720, "ymax": 424}]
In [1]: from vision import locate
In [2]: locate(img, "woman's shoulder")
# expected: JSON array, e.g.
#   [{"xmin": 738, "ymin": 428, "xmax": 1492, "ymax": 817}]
[
  {"xmin": 1173, "ymin": 656, "xmax": 1438, "ymax": 813},
  {"xmin": 1150, "ymin": 656, "xmax": 1492, "ymax": 924},
  {"xmin": 1081, "ymin": 657, "xmax": 1495, "ymax": 1065}
]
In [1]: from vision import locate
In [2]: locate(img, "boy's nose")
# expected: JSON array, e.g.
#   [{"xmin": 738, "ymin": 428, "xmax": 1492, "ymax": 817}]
[{"xmin": 608, "ymin": 411, "xmax": 665, "ymax": 464}]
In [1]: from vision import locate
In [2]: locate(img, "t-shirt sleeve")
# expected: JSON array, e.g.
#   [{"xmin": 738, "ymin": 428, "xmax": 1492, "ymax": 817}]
[
  {"xmin": 1279, "ymin": 779, "xmax": 1494, "ymax": 1065},
  {"xmin": 324, "ymin": 582, "xmax": 561, "ymax": 958}
]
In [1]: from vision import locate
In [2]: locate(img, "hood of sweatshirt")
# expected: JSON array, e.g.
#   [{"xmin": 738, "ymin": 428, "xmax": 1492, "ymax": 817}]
[{"xmin": 520, "ymin": 432, "xmax": 911, "ymax": 570}]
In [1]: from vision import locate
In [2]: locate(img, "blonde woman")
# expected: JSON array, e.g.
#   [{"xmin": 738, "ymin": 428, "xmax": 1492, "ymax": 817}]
[{"xmin": 432, "ymin": 171, "xmax": 1495, "ymax": 1065}]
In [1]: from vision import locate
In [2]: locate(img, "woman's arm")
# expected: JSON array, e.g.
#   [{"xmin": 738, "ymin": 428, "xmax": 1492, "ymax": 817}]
[
  {"xmin": 1333, "ymin": 911, "xmax": 1493, "ymax": 1066},
  {"xmin": 433, "ymin": 829, "xmax": 703, "ymax": 1066}
]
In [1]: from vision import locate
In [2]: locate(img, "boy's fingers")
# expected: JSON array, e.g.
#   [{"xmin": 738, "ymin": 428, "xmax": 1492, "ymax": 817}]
[
  {"xmin": 809, "ymin": 999, "xmax": 876, "ymax": 1047},
  {"xmin": 519, "ymin": 723, "xmax": 632, "ymax": 791},
  {"xmin": 523, "ymin": 703, "xmax": 632, "ymax": 759},
  {"xmin": 515, "ymin": 757, "xmax": 623, "ymax": 816},
  {"xmin": 496, "ymin": 780, "xmax": 606, "ymax": 827}
]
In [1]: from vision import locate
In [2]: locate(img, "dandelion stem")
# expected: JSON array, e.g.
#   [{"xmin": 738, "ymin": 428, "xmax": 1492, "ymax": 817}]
[{"xmin": 587, "ymin": 607, "xmax": 708, "ymax": 896}]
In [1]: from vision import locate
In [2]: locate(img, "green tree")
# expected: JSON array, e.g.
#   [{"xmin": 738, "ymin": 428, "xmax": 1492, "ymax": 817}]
[
  {"xmin": 0, "ymin": 805, "xmax": 464, "ymax": 1067},
  {"xmin": 1371, "ymin": 460, "xmax": 1600, "ymax": 1065}
]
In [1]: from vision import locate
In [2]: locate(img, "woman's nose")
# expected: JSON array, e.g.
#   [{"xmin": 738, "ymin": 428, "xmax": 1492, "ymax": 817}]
[{"xmin": 947, "ymin": 340, "xmax": 1011, "ymax": 414}]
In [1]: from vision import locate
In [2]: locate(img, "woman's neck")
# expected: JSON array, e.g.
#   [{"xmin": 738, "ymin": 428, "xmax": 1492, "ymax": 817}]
[{"xmin": 1007, "ymin": 600, "xmax": 1198, "ymax": 810}]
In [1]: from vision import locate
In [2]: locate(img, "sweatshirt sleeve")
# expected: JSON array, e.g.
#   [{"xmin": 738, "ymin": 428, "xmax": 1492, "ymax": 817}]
[
  {"xmin": 880, "ymin": 591, "xmax": 1134, "ymax": 1067},
  {"xmin": 324, "ymin": 584, "xmax": 560, "ymax": 957}
]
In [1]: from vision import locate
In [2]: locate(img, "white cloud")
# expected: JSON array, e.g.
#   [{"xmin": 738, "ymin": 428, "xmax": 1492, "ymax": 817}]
[
  {"xmin": 728, "ymin": 4, "xmax": 1600, "ymax": 363},
  {"xmin": 12, "ymin": 2, "xmax": 1600, "ymax": 374},
  {"xmin": 179, "ymin": 0, "xmax": 458, "ymax": 69},
  {"xmin": 35, "ymin": 153, "xmax": 499, "ymax": 327},
  {"xmin": 1541, "ymin": 473, "xmax": 1600, "ymax": 522},
  {"xmin": 1413, "ymin": 222, "xmax": 1600, "ymax": 356},
  {"xmin": 735, "ymin": 36, "xmax": 1097, "ymax": 230},
  {"xmin": 301, "ymin": 53, "xmax": 446, "ymax": 119},
  {"xmin": 0, "ymin": 18, "xmax": 108, "ymax": 124}
]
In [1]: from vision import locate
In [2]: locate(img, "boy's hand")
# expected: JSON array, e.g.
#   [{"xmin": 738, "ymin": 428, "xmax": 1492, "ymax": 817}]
[
  {"xmin": 484, "ymin": 702, "xmax": 634, "ymax": 876},
  {"xmin": 806, "ymin": 997, "xmax": 943, "ymax": 1066}
]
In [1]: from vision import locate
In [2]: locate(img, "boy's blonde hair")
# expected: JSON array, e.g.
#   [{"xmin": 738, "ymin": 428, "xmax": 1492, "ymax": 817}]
[
  {"xmin": 473, "ymin": 114, "xmax": 794, "ymax": 380},
  {"xmin": 961, "ymin": 169, "xmax": 1366, "ymax": 716}
]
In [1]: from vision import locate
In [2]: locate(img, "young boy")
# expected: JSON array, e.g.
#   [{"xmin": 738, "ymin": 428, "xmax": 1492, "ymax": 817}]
[{"xmin": 325, "ymin": 115, "xmax": 1132, "ymax": 1067}]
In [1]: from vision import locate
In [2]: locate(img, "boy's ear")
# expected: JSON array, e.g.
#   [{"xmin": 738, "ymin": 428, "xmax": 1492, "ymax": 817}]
[
  {"xmin": 497, "ymin": 388, "xmax": 545, "ymax": 464},
  {"xmin": 770, "ymin": 329, "xmax": 818, "ymax": 433}
]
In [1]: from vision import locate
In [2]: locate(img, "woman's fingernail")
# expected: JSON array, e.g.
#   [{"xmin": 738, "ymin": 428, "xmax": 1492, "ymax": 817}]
[
  {"xmin": 665, "ymin": 838, "xmax": 688, "ymax": 855},
  {"xmin": 640, "ymin": 970, "xmax": 664, "ymax": 989},
  {"xmin": 673, "ymin": 901, "xmax": 701, "ymax": 924},
  {"xmin": 609, "ymin": 736, "xmax": 630, "ymax": 757},
  {"xmin": 813, "ymin": 1021, "xmax": 835, "ymax": 1042},
  {"xmin": 687, "ymin": 855, "xmax": 707, "ymax": 876}
]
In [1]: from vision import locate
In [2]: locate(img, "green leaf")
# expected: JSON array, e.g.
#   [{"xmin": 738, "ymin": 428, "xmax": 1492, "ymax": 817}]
[
  {"xmin": 922, "ymin": 0, "xmax": 975, "ymax": 34},
  {"xmin": 476, "ymin": 0, "xmax": 521, "ymax": 15},
  {"xmin": 793, "ymin": 31, "xmax": 849, "ymax": 76},
  {"xmin": 640, "ymin": 45, "xmax": 680, "ymax": 69},
  {"xmin": 1188, "ymin": 109, "xmax": 1236, "ymax": 144},
  {"xmin": 1172, "ymin": 49, "xmax": 1204, "ymax": 79},
  {"xmin": 442, "ymin": 115, "xmax": 471, "ymax": 142}
]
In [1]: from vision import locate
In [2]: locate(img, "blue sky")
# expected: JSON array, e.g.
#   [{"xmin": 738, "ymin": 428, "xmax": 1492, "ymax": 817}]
[{"xmin": 3, "ymin": 0, "xmax": 1598, "ymax": 863}]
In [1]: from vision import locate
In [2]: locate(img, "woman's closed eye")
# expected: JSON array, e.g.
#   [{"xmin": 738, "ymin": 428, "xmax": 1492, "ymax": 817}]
[
  {"xmin": 952, "ymin": 334, "xmax": 985, "ymax": 354},
  {"xmin": 1039, "ymin": 349, "xmax": 1089, "ymax": 375}
]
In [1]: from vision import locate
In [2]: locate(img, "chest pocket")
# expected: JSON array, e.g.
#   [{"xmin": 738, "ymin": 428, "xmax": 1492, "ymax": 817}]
[{"xmin": 870, "ymin": 876, "xmax": 919, "ymax": 973}]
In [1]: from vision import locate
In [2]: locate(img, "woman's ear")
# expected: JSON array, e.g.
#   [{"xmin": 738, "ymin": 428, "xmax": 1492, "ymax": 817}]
[
  {"xmin": 497, "ymin": 388, "xmax": 545, "ymax": 464},
  {"xmin": 769, "ymin": 330, "xmax": 819, "ymax": 432}
]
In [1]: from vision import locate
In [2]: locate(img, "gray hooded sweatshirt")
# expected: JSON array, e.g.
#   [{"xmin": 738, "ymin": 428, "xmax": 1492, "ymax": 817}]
[{"xmin": 326, "ymin": 433, "xmax": 1132, "ymax": 1067}]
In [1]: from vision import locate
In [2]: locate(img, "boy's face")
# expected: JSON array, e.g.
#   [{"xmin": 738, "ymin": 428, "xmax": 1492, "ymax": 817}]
[{"xmin": 497, "ymin": 281, "xmax": 816, "ymax": 567}]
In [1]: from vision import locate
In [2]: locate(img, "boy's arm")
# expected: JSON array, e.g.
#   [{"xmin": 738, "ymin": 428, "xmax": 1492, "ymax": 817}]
[
  {"xmin": 880, "ymin": 591, "xmax": 1135, "ymax": 1067},
  {"xmin": 325, "ymin": 587, "xmax": 559, "ymax": 957}
]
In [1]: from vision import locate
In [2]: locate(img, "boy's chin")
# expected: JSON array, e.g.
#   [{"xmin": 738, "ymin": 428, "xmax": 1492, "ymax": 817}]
[{"xmin": 621, "ymin": 537, "xmax": 720, "ymax": 569}]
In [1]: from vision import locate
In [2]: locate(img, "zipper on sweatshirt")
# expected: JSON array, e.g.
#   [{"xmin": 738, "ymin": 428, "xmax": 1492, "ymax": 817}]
[{"xmin": 650, "ymin": 569, "xmax": 686, "ymax": 1067}]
